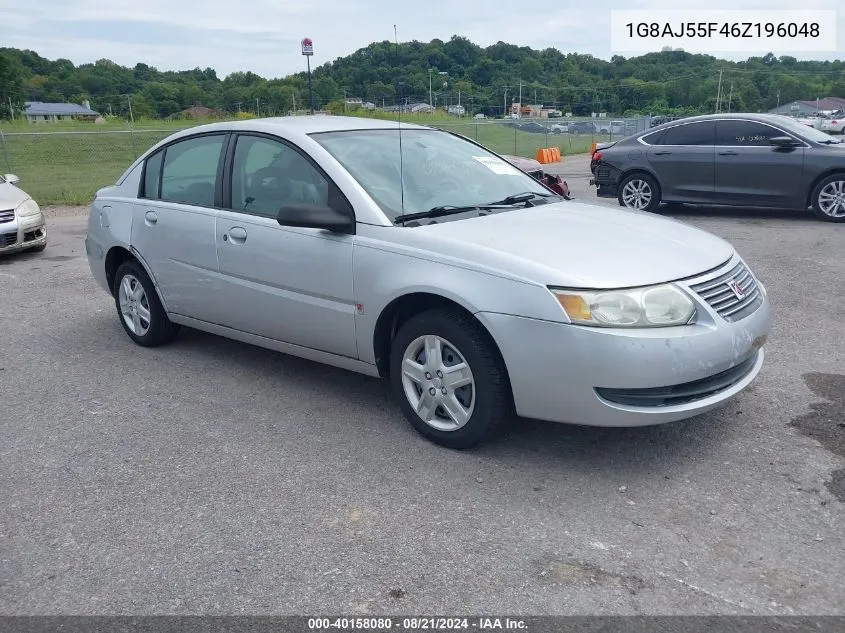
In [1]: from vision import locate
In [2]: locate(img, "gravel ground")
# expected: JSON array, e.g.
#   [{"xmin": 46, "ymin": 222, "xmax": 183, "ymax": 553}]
[{"xmin": 2, "ymin": 160, "xmax": 844, "ymax": 615}]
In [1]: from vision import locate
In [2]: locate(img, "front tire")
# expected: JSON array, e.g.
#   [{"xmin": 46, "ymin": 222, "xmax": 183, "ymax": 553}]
[
  {"xmin": 617, "ymin": 172, "xmax": 661, "ymax": 212},
  {"xmin": 389, "ymin": 308, "xmax": 512, "ymax": 449},
  {"xmin": 113, "ymin": 260, "xmax": 180, "ymax": 346},
  {"xmin": 810, "ymin": 174, "xmax": 845, "ymax": 223}
]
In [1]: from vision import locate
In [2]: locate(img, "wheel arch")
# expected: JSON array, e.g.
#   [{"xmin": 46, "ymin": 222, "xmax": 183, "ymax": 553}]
[
  {"xmin": 104, "ymin": 246, "xmax": 169, "ymax": 311},
  {"xmin": 805, "ymin": 168, "xmax": 845, "ymax": 209},
  {"xmin": 619, "ymin": 167, "xmax": 663, "ymax": 194},
  {"xmin": 372, "ymin": 291, "xmax": 508, "ymax": 381}
]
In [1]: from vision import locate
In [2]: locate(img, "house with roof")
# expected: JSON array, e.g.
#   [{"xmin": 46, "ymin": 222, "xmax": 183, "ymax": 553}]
[
  {"xmin": 24, "ymin": 100, "xmax": 100, "ymax": 123},
  {"xmin": 768, "ymin": 97, "xmax": 845, "ymax": 116}
]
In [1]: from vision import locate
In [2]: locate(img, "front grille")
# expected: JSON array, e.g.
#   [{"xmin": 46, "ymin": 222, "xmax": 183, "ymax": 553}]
[
  {"xmin": 689, "ymin": 260, "xmax": 763, "ymax": 322},
  {"xmin": 0, "ymin": 231, "xmax": 17, "ymax": 247},
  {"xmin": 596, "ymin": 352, "xmax": 759, "ymax": 407},
  {"xmin": 0, "ymin": 209, "xmax": 14, "ymax": 224}
]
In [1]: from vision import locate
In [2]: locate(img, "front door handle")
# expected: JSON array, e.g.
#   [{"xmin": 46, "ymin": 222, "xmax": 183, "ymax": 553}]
[
  {"xmin": 226, "ymin": 226, "xmax": 248, "ymax": 244},
  {"xmin": 718, "ymin": 150, "xmax": 738, "ymax": 155},
  {"xmin": 653, "ymin": 150, "xmax": 672, "ymax": 155},
  {"xmin": 144, "ymin": 210, "xmax": 158, "ymax": 225}
]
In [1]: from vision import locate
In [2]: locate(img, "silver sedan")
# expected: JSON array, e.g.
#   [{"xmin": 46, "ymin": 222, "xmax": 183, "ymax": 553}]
[{"xmin": 85, "ymin": 116, "xmax": 771, "ymax": 448}]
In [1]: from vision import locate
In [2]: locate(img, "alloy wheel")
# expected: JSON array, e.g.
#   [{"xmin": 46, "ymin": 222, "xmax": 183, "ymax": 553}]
[
  {"xmin": 621, "ymin": 179, "xmax": 653, "ymax": 210},
  {"xmin": 817, "ymin": 180, "xmax": 845, "ymax": 218}
]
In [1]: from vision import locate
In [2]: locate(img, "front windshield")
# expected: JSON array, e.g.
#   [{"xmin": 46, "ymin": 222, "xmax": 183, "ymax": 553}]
[
  {"xmin": 310, "ymin": 128, "xmax": 551, "ymax": 220},
  {"xmin": 776, "ymin": 117, "xmax": 842, "ymax": 143}
]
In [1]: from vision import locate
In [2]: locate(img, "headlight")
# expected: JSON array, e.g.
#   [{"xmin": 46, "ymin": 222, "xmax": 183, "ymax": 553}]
[
  {"xmin": 551, "ymin": 284, "xmax": 695, "ymax": 327},
  {"xmin": 15, "ymin": 199, "xmax": 41, "ymax": 218}
]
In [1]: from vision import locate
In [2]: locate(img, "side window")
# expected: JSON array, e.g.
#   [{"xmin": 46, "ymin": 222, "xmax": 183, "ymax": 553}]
[
  {"xmin": 142, "ymin": 149, "xmax": 163, "ymax": 199},
  {"xmin": 716, "ymin": 120, "xmax": 787, "ymax": 146},
  {"xmin": 657, "ymin": 122, "xmax": 714, "ymax": 146},
  {"xmin": 641, "ymin": 129, "xmax": 665, "ymax": 145},
  {"xmin": 159, "ymin": 134, "xmax": 225, "ymax": 207},
  {"xmin": 229, "ymin": 135, "xmax": 329, "ymax": 218}
]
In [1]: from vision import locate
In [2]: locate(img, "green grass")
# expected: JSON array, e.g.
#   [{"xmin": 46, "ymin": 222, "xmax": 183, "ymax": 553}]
[{"xmin": 1, "ymin": 115, "xmax": 606, "ymax": 205}]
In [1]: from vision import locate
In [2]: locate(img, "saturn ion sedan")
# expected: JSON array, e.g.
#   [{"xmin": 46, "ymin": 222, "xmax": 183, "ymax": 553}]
[{"xmin": 85, "ymin": 116, "xmax": 771, "ymax": 448}]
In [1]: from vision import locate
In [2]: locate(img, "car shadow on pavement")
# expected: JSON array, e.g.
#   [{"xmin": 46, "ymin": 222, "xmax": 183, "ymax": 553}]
[
  {"xmin": 654, "ymin": 204, "xmax": 817, "ymax": 223},
  {"xmin": 166, "ymin": 326, "xmax": 739, "ymax": 474},
  {"xmin": 50, "ymin": 313, "xmax": 740, "ymax": 482}
]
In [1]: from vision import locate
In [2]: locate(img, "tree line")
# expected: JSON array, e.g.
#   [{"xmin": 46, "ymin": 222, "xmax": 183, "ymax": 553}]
[{"xmin": 1, "ymin": 36, "xmax": 844, "ymax": 121}]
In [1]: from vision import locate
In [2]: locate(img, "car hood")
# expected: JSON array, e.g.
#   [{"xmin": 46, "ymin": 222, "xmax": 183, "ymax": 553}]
[
  {"xmin": 412, "ymin": 201, "xmax": 735, "ymax": 288},
  {"xmin": 0, "ymin": 182, "xmax": 31, "ymax": 210}
]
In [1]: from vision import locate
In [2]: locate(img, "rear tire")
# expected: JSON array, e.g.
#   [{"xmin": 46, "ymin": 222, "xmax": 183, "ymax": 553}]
[
  {"xmin": 810, "ymin": 174, "xmax": 845, "ymax": 223},
  {"xmin": 113, "ymin": 260, "xmax": 180, "ymax": 347},
  {"xmin": 617, "ymin": 172, "xmax": 661, "ymax": 212},
  {"xmin": 389, "ymin": 308, "xmax": 512, "ymax": 449}
]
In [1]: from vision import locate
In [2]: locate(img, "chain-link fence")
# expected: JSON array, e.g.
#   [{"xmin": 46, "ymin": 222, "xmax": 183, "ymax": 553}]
[{"xmin": 0, "ymin": 116, "xmax": 652, "ymax": 205}]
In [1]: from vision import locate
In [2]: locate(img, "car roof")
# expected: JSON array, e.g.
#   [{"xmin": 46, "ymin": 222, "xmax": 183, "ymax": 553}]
[
  {"xmin": 166, "ymin": 115, "xmax": 432, "ymax": 139},
  {"xmin": 643, "ymin": 112, "xmax": 798, "ymax": 133}
]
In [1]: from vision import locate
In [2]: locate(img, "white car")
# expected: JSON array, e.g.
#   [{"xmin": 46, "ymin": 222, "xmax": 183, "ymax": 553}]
[
  {"xmin": 820, "ymin": 116, "xmax": 845, "ymax": 135},
  {"xmin": 0, "ymin": 174, "xmax": 47, "ymax": 255}
]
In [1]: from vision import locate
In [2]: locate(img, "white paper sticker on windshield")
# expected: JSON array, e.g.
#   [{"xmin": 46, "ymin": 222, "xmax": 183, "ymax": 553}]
[{"xmin": 472, "ymin": 156, "xmax": 521, "ymax": 175}]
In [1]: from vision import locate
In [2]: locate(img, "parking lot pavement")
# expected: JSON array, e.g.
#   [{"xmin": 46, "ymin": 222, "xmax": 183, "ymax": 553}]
[{"xmin": 1, "ymin": 183, "xmax": 844, "ymax": 616}]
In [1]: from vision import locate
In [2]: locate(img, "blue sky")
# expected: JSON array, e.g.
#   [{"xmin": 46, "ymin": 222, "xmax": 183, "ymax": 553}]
[{"xmin": 1, "ymin": 0, "xmax": 842, "ymax": 79}]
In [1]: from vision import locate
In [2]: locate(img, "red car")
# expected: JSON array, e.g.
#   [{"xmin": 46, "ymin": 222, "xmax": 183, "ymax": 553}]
[{"xmin": 502, "ymin": 154, "xmax": 571, "ymax": 198}]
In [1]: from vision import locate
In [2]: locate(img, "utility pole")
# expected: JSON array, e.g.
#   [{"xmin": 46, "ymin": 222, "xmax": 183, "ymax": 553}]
[
  {"xmin": 256, "ymin": 98, "xmax": 260, "ymax": 117},
  {"xmin": 8, "ymin": 97, "xmax": 13, "ymax": 122},
  {"xmin": 292, "ymin": 94, "xmax": 296, "ymax": 114},
  {"xmin": 429, "ymin": 69, "xmax": 433, "ymax": 108},
  {"xmin": 727, "ymin": 83, "xmax": 733, "ymax": 113},
  {"xmin": 776, "ymin": 91, "xmax": 781, "ymax": 108},
  {"xmin": 715, "ymin": 68, "xmax": 723, "ymax": 113},
  {"xmin": 503, "ymin": 85, "xmax": 509, "ymax": 117},
  {"xmin": 126, "ymin": 94, "xmax": 134, "ymax": 125},
  {"xmin": 518, "ymin": 80, "xmax": 522, "ymax": 118}
]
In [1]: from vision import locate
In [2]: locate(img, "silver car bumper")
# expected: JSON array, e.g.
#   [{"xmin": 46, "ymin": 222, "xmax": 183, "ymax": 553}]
[
  {"xmin": 0, "ymin": 212, "xmax": 47, "ymax": 255},
  {"xmin": 478, "ymin": 264, "xmax": 772, "ymax": 427}
]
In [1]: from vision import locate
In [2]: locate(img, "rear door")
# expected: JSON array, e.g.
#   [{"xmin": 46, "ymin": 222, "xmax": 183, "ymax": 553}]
[
  {"xmin": 713, "ymin": 119, "xmax": 805, "ymax": 208},
  {"xmin": 131, "ymin": 132, "xmax": 227, "ymax": 323},
  {"xmin": 644, "ymin": 120, "xmax": 715, "ymax": 203}
]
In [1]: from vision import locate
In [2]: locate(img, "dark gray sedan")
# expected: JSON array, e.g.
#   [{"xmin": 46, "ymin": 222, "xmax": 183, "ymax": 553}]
[{"xmin": 590, "ymin": 113, "xmax": 845, "ymax": 222}]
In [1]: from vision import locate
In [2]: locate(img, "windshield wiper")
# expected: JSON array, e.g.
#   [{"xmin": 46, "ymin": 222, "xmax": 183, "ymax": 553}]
[
  {"xmin": 394, "ymin": 204, "xmax": 512, "ymax": 224},
  {"xmin": 393, "ymin": 192, "xmax": 558, "ymax": 224},
  {"xmin": 487, "ymin": 191, "xmax": 556, "ymax": 205}
]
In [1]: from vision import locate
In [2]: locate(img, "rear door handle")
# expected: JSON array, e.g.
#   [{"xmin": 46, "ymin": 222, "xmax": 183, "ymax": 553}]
[
  {"xmin": 144, "ymin": 210, "xmax": 158, "ymax": 225},
  {"xmin": 653, "ymin": 151, "xmax": 672, "ymax": 155},
  {"xmin": 718, "ymin": 150, "xmax": 738, "ymax": 155},
  {"xmin": 225, "ymin": 226, "xmax": 247, "ymax": 244}
]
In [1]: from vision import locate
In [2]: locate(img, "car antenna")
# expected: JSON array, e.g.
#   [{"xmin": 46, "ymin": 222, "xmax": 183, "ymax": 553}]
[{"xmin": 395, "ymin": 24, "xmax": 406, "ymax": 225}]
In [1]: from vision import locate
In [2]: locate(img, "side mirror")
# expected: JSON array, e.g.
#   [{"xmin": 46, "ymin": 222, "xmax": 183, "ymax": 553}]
[
  {"xmin": 276, "ymin": 203, "xmax": 354, "ymax": 234},
  {"xmin": 769, "ymin": 136, "xmax": 801, "ymax": 148},
  {"xmin": 3, "ymin": 173, "xmax": 19, "ymax": 185}
]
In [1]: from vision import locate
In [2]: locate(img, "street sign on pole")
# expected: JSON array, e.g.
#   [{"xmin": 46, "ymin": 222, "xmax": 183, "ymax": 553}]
[{"xmin": 302, "ymin": 38, "xmax": 314, "ymax": 114}]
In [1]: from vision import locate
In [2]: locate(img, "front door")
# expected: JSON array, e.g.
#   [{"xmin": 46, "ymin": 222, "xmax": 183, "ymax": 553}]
[
  {"xmin": 214, "ymin": 133, "xmax": 358, "ymax": 359},
  {"xmin": 713, "ymin": 119, "xmax": 805, "ymax": 208}
]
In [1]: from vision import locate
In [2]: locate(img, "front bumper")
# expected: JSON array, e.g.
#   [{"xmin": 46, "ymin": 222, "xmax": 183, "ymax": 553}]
[
  {"xmin": 477, "ymin": 259, "xmax": 772, "ymax": 427},
  {"xmin": 0, "ymin": 212, "xmax": 47, "ymax": 255}
]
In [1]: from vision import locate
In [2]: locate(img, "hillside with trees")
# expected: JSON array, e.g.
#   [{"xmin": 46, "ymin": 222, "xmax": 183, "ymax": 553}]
[{"xmin": 2, "ymin": 36, "xmax": 844, "ymax": 120}]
